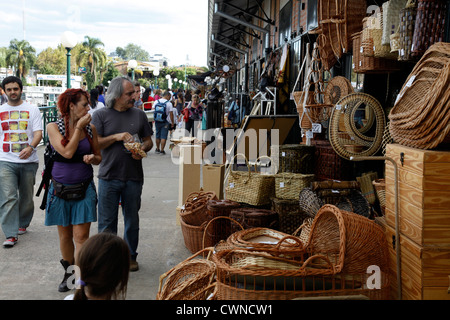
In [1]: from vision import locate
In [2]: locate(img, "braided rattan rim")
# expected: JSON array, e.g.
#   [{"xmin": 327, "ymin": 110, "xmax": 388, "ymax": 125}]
[{"xmin": 329, "ymin": 93, "xmax": 386, "ymax": 160}]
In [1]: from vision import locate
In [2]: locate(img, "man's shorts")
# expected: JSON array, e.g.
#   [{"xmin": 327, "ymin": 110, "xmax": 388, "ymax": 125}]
[{"xmin": 155, "ymin": 121, "xmax": 170, "ymax": 140}]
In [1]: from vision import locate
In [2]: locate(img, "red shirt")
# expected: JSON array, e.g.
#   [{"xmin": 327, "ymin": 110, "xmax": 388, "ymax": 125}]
[{"xmin": 143, "ymin": 96, "xmax": 155, "ymax": 110}]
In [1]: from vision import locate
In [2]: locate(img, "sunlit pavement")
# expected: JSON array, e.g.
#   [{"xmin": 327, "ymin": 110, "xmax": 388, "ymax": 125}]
[{"xmin": 0, "ymin": 145, "xmax": 191, "ymax": 300}]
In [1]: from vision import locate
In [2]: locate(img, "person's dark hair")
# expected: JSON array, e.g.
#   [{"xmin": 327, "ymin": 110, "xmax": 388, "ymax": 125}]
[
  {"xmin": 1, "ymin": 76, "xmax": 23, "ymax": 91},
  {"xmin": 74, "ymin": 232, "xmax": 130, "ymax": 300},
  {"xmin": 89, "ymin": 88, "xmax": 99, "ymax": 109},
  {"xmin": 142, "ymin": 87, "xmax": 152, "ymax": 103},
  {"xmin": 162, "ymin": 90, "xmax": 171, "ymax": 98},
  {"xmin": 96, "ymin": 85, "xmax": 104, "ymax": 95}
]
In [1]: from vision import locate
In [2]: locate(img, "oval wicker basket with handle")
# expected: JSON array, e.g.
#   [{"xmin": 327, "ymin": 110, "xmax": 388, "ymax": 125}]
[{"xmin": 157, "ymin": 248, "xmax": 216, "ymax": 300}]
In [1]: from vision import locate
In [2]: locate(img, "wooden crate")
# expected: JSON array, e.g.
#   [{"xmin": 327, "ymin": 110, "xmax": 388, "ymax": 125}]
[
  {"xmin": 379, "ymin": 219, "xmax": 450, "ymax": 300},
  {"xmin": 384, "ymin": 144, "xmax": 450, "ymax": 246}
]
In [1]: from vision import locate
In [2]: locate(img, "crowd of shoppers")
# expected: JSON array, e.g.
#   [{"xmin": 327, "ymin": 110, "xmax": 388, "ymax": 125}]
[{"xmin": 0, "ymin": 75, "xmax": 216, "ymax": 299}]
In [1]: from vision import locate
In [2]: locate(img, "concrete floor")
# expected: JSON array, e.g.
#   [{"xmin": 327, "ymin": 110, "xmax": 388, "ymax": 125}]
[{"xmin": 0, "ymin": 144, "xmax": 192, "ymax": 300}]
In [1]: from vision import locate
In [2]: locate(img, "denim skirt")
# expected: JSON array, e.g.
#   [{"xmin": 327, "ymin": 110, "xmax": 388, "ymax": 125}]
[{"xmin": 44, "ymin": 180, "xmax": 97, "ymax": 227}]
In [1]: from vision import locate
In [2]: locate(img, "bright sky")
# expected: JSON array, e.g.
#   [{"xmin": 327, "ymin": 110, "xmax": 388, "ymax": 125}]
[{"xmin": 0, "ymin": 0, "xmax": 209, "ymax": 67}]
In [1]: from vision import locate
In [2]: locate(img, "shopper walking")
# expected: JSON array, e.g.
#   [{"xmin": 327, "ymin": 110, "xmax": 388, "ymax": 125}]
[
  {"xmin": 0, "ymin": 76, "xmax": 43, "ymax": 247},
  {"xmin": 184, "ymin": 94, "xmax": 204, "ymax": 137},
  {"xmin": 91, "ymin": 76, "xmax": 153, "ymax": 272},
  {"xmin": 44, "ymin": 88, "xmax": 102, "ymax": 292},
  {"xmin": 153, "ymin": 90, "xmax": 174, "ymax": 155}
]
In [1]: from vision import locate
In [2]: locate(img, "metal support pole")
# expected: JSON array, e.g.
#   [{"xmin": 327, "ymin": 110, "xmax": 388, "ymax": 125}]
[{"xmin": 66, "ymin": 48, "xmax": 72, "ymax": 89}]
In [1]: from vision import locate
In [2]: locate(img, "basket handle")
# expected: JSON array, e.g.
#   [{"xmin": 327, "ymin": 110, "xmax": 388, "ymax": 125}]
[
  {"xmin": 190, "ymin": 282, "xmax": 217, "ymax": 300},
  {"xmin": 229, "ymin": 153, "xmax": 251, "ymax": 182},
  {"xmin": 292, "ymin": 218, "xmax": 313, "ymax": 237},
  {"xmin": 274, "ymin": 235, "xmax": 305, "ymax": 251},
  {"xmin": 157, "ymin": 247, "xmax": 215, "ymax": 296},
  {"xmin": 202, "ymin": 216, "xmax": 245, "ymax": 251},
  {"xmin": 301, "ymin": 254, "xmax": 335, "ymax": 274},
  {"xmin": 253, "ymin": 155, "xmax": 278, "ymax": 174}
]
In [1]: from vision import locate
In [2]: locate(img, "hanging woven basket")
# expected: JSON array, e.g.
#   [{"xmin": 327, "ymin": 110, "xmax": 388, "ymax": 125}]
[{"xmin": 329, "ymin": 93, "xmax": 386, "ymax": 160}]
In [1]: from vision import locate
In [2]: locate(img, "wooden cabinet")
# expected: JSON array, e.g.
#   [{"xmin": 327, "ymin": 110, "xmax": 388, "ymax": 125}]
[{"xmin": 384, "ymin": 144, "xmax": 450, "ymax": 300}]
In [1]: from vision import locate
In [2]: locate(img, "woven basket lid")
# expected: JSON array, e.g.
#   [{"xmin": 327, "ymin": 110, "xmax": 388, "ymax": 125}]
[{"xmin": 324, "ymin": 76, "xmax": 354, "ymax": 105}]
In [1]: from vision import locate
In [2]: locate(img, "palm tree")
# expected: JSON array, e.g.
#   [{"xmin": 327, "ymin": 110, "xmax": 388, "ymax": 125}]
[
  {"xmin": 6, "ymin": 39, "xmax": 36, "ymax": 80},
  {"xmin": 77, "ymin": 36, "xmax": 107, "ymax": 88}
]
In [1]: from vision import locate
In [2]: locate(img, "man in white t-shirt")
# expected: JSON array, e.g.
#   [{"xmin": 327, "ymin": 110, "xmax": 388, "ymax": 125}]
[
  {"xmin": 153, "ymin": 90, "xmax": 174, "ymax": 155},
  {"xmin": 0, "ymin": 76, "xmax": 43, "ymax": 247}
]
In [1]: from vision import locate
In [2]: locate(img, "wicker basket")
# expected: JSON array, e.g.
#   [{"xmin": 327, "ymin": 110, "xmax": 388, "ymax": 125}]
[
  {"xmin": 323, "ymin": 76, "xmax": 354, "ymax": 106},
  {"xmin": 352, "ymin": 32, "xmax": 401, "ymax": 73},
  {"xmin": 180, "ymin": 219, "xmax": 208, "ymax": 253},
  {"xmin": 319, "ymin": 0, "xmax": 367, "ymax": 58},
  {"xmin": 311, "ymin": 139, "xmax": 353, "ymax": 181},
  {"xmin": 299, "ymin": 183, "xmax": 370, "ymax": 218},
  {"xmin": 383, "ymin": 0, "xmax": 409, "ymax": 45},
  {"xmin": 226, "ymin": 227, "xmax": 306, "ymax": 258},
  {"xmin": 157, "ymin": 248, "xmax": 216, "ymax": 300},
  {"xmin": 274, "ymin": 172, "xmax": 315, "ymax": 200},
  {"xmin": 411, "ymin": 0, "xmax": 447, "ymax": 58},
  {"xmin": 278, "ymin": 144, "xmax": 315, "ymax": 174},
  {"xmin": 213, "ymin": 205, "xmax": 390, "ymax": 300},
  {"xmin": 180, "ymin": 191, "xmax": 218, "ymax": 226},
  {"xmin": 229, "ymin": 208, "xmax": 279, "ymax": 232},
  {"xmin": 225, "ymin": 154, "xmax": 276, "ymax": 206},
  {"xmin": 271, "ymin": 197, "xmax": 309, "ymax": 235},
  {"xmin": 388, "ymin": 42, "xmax": 450, "ymax": 149},
  {"xmin": 398, "ymin": 0, "xmax": 418, "ymax": 61}
]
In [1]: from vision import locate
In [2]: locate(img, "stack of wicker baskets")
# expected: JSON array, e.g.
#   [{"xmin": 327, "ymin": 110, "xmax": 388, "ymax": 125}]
[
  {"xmin": 318, "ymin": 0, "xmax": 367, "ymax": 70},
  {"xmin": 179, "ymin": 191, "xmax": 218, "ymax": 253},
  {"xmin": 158, "ymin": 204, "xmax": 390, "ymax": 300},
  {"xmin": 388, "ymin": 42, "xmax": 450, "ymax": 149},
  {"xmin": 212, "ymin": 205, "xmax": 390, "ymax": 300}
]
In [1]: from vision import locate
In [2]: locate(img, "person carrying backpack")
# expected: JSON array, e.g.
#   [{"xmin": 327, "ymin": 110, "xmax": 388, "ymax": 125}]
[{"xmin": 153, "ymin": 90, "xmax": 174, "ymax": 155}]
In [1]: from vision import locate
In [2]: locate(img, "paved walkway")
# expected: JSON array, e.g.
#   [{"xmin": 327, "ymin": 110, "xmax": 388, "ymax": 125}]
[{"xmin": 0, "ymin": 145, "xmax": 192, "ymax": 300}]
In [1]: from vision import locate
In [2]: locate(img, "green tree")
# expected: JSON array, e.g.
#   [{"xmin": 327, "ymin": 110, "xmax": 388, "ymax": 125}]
[
  {"xmin": 77, "ymin": 36, "xmax": 107, "ymax": 89},
  {"xmin": 6, "ymin": 39, "xmax": 36, "ymax": 80},
  {"xmin": 102, "ymin": 61, "xmax": 121, "ymax": 87},
  {"xmin": 0, "ymin": 47, "xmax": 8, "ymax": 67},
  {"xmin": 115, "ymin": 43, "xmax": 150, "ymax": 61},
  {"xmin": 36, "ymin": 46, "xmax": 66, "ymax": 74}
]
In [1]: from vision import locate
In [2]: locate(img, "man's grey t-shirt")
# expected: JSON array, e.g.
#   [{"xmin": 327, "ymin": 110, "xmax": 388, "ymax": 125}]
[{"xmin": 92, "ymin": 107, "xmax": 152, "ymax": 182}]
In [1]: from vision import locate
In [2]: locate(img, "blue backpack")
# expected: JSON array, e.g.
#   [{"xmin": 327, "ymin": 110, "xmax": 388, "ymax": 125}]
[{"xmin": 154, "ymin": 100, "xmax": 168, "ymax": 122}]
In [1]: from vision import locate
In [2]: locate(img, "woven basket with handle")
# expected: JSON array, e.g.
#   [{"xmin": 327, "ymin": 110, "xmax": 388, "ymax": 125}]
[{"xmin": 225, "ymin": 154, "xmax": 276, "ymax": 206}]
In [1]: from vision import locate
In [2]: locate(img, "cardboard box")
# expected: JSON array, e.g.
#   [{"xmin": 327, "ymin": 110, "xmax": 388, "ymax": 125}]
[
  {"xmin": 176, "ymin": 205, "xmax": 183, "ymax": 226},
  {"xmin": 178, "ymin": 145, "xmax": 202, "ymax": 206},
  {"xmin": 202, "ymin": 164, "xmax": 225, "ymax": 199}
]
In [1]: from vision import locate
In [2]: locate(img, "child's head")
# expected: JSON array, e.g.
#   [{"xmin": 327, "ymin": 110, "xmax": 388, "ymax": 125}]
[{"xmin": 74, "ymin": 232, "xmax": 130, "ymax": 300}]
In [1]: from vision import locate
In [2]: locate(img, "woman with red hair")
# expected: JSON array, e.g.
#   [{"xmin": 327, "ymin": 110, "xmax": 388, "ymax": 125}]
[{"xmin": 44, "ymin": 88, "xmax": 102, "ymax": 292}]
